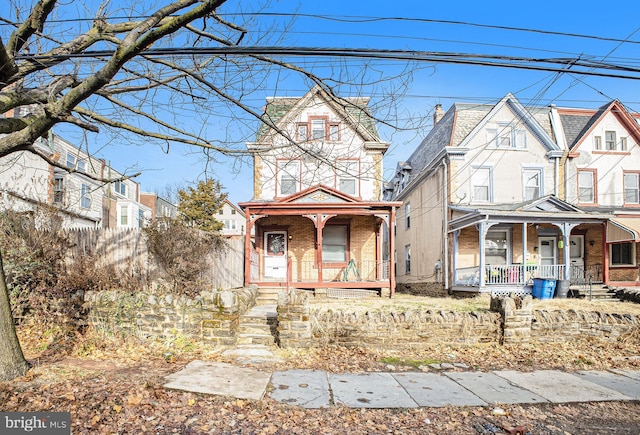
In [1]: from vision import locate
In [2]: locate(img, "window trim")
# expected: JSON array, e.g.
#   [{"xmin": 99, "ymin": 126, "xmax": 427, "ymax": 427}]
[
  {"xmin": 321, "ymin": 223, "xmax": 350, "ymax": 265},
  {"xmin": 119, "ymin": 204, "xmax": 129, "ymax": 226},
  {"xmin": 623, "ymin": 170, "xmax": 640, "ymax": 206},
  {"xmin": 594, "ymin": 135, "xmax": 602, "ymax": 150},
  {"xmin": 335, "ymin": 158, "xmax": 359, "ymax": 197},
  {"xmin": 80, "ymin": 184, "xmax": 91, "ymax": 209},
  {"xmin": 404, "ymin": 202, "xmax": 411, "ymax": 230},
  {"xmin": 310, "ymin": 117, "xmax": 327, "ymax": 140},
  {"xmin": 276, "ymin": 158, "xmax": 302, "ymax": 197},
  {"xmin": 610, "ymin": 242, "xmax": 636, "ymax": 267},
  {"xmin": 522, "ymin": 167, "xmax": 543, "ymax": 201},
  {"xmin": 404, "ymin": 244, "xmax": 411, "ymax": 274},
  {"xmin": 605, "ymin": 130, "xmax": 616, "ymax": 150},
  {"xmin": 471, "ymin": 166, "xmax": 493, "ymax": 203},
  {"xmin": 577, "ymin": 168, "xmax": 597, "ymax": 205},
  {"xmin": 53, "ymin": 176, "xmax": 65, "ymax": 204},
  {"xmin": 296, "ymin": 123, "xmax": 308, "ymax": 142}
]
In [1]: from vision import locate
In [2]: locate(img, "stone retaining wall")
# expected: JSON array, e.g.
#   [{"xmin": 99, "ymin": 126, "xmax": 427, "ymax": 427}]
[{"xmin": 84, "ymin": 285, "xmax": 258, "ymax": 345}]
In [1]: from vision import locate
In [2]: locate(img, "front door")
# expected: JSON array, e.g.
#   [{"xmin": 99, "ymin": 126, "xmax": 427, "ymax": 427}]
[
  {"xmin": 538, "ymin": 236, "xmax": 557, "ymax": 277},
  {"xmin": 264, "ymin": 231, "xmax": 287, "ymax": 279},
  {"xmin": 569, "ymin": 235, "xmax": 584, "ymax": 268}
]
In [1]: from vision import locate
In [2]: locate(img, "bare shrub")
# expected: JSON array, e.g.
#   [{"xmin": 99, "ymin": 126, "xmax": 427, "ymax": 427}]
[{"xmin": 143, "ymin": 219, "xmax": 226, "ymax": 297}]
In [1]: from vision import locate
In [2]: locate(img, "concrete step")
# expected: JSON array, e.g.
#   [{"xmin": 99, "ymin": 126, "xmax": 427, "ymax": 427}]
[
  {"xmin": 237, "ymin": 304, "xmax": 279, "ymax": 346},
  {"xmin": 570, "ymin": 285, "xmax": 620, "ymax": 300},
  {"xmin": 257, "ymin": 287, "xmax": 284, "ymax": 305}
]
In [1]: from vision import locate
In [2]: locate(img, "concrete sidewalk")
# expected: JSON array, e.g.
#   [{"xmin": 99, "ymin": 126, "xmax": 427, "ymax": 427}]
[{"xmin": 164, "ymin": 361, "xmax": 640, "ymax": 409}]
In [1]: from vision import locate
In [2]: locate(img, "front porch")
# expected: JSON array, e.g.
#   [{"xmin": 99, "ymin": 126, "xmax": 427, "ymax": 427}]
[
  {"xmin": 240, "ymin": 185, "xmax": 401, "ymax": 298},
  {"xmin": 449, "ymin": 197, "xmax": 609, "ymax": 295}
]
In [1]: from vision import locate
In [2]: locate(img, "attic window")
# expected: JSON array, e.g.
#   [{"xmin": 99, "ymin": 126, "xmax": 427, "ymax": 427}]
[
  {"xmin": 297, "ymin": 123, "xmax": 308, "ymax": 141},
  {"xmin": 329, "ymin": 123, "xmax": 340, "ymax": 141},
  {"xmin": 311, "ymin": 119, "xmax": 325, "ymax": 139},
  {"xmin": 487, "ymin": 124, "xmax": 526, "ymax": 149}
]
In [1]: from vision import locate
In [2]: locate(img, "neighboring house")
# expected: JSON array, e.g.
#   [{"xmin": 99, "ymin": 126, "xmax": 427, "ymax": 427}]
[
  {"xmin": 216, "ymin": 199, "xmax": 246, "ymax": 237},
  {"xmin": 386, "ymin": 94, "xmax": 640, "ymax": 296},
  {"xmin": 103, "ymin": 166, "xmax": 151, "ymax": 229},
  {"xmin": 0, "ymin": 107, "xmax": 149, "ymax": 228},
  {"xmin": 240, "ymin": 86, "xmax": 401, "ymax": 297},
  {"xmin": 0, "ymin": 132, "xmax": 103, "ymax": 228},
  {"xmin": 140, "ymin": 192, "xmax": 178, "ymax": 222}
]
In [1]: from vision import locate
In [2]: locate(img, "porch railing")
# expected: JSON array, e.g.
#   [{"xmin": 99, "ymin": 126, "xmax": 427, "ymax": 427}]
[
  {"xmin": 291, "ymin": 259, "xmax": 390, "ymax": 283},
  {"xmin": 456, "ymin": 264, "xmax": 569, "ymax": 286}
]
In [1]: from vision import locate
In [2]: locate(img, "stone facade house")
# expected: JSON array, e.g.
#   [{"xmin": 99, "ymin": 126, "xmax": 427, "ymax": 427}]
[
  {"xmin": 240, "ymin": 87, "xmax": 401, "ymax": 297},
  {"xmin": 386, "ymin": 94, "xmax": 640, "ymax": 296}
]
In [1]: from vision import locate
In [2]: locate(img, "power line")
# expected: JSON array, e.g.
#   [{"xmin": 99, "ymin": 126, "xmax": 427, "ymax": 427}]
[{"xmin": 16, "ymin": 46, "xmax": 640, "ymax": 80}]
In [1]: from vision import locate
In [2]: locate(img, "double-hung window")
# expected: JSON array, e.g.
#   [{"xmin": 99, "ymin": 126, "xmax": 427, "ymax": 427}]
[
  {"xmin": 471, "ymin": 167, "xmax": 492, "ymax": 202},
  {"xmin": 404, "ymin": 245, "xmax": 411, "ymax": 274},
  {"xmin": 605, "ymin": 131, "xmax": 616, "ymax": 150},
  {"xmin": 404, "ymin": 203, "xmax": 411, "ymax": 229},
  {"xmin": 329, "ymin": 123, "xmax": 340, "ymax": 141},
  {"xmin": 578, "ymin": 169, "xmax": 596, "ymax": 204},
  {"xmin": 523, "ymin": 168, "xmax": 543, "ymax": 201},
  {"xmin": 336, "ymin": 159, "xmax": 358, "ymax": 196},
  {"xmin": 322, "ymin": 225, "xmax": 348, "ymax": 263},
  {"xmin": 624, "ymin": 172, "xmax": 640, "ymax": 204},
  {"xmin": 311, "ymin": 119, "xmax": 325, "ymax": 140},
  {"xmin": 277, "ymin": 159, "xmax": 301, "ymax": 196},
  {"xmin": 80, "ymin": 184, "xmax": 91, "ymax": 209},
  {"xmin": 297, "ymin": 123, "xmax": 308, "ymax": 141},
  {"xmin": 53, "ymin": 176, "xmax": 64, "ymax": 204},
  {"xmin": 66, "ymin": 153, "xmax": 76, "ymax": 169},
  {"xmin": 487, "ymin": 124, "xmax": 526, "ymax": 149}
]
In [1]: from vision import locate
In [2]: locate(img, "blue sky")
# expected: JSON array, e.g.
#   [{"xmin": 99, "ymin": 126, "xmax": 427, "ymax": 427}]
[{"xmin": 6, "ymin": 0, "xmax": 640, "ymax": 204}]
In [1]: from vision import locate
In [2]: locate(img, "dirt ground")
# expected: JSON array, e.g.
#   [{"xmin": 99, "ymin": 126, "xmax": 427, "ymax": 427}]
[{"xmin": 1, "ymin": 295, "xmax": 640, "ymax": 434}]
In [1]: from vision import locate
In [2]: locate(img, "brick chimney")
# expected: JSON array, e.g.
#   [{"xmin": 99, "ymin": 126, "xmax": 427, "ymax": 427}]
[{"xmin": 433, "ymin": 104, "xmax": 444, "ymax": 125}]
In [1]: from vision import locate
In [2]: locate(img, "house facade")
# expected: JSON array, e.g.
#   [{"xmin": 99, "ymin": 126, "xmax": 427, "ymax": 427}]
[
  {"xmin": 217, "ymin": 199, "xmax": 246, "ymax": 238},
  {"xmin": 240, "ymin": 87, "xmax": 401, "ymax": 297},
  {"xmin": 0, "ymin": 109, "xmax": 149, "ymax": 228},
  {"xmin": 386, "ymin": 94, "xmax": 639, "ymax": 296}
]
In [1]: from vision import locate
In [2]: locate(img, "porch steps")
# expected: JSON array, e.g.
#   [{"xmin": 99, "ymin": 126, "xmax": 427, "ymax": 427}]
[
  {"xmin": 237, "ymin": 304, "xmax": 279, "ymax": 346},
  {"xmin": 256, "ymin": 287, "xmax": 283, "ymax": 305},
  {"xmin": 570, "ymin": 285, "xmax": 620, "ymax": 301}
]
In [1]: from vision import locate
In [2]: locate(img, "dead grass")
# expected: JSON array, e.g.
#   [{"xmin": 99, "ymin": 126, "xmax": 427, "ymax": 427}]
[{"xmin": 309, "ymin": 293, "xmax": 640, "ymax": 316}]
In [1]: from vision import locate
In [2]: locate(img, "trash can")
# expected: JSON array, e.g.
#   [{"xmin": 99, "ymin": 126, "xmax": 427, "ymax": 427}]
[
  {"xmin": 532, "ymin": 278, "xmax": 556, "ymax": 299},
  {"xmin": 555, "ymin": 280, "xmax": 570, "ymax": 298}
]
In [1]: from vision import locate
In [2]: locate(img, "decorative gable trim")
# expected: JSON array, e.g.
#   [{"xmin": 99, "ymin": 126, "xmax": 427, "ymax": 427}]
[
  {"xmin": 569, "ymin": 100, "xmax": 640, "ymax": 153},
  {"xmin": 457, "ymin": 93, "xmax": 559, "ymax": 153},
  {"xmin": 520, "ymin": 195, "xmax": 583, "ymax": 213}
]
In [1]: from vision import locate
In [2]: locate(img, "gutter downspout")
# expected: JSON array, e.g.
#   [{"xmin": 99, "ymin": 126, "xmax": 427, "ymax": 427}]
[{"xmin": 442, "ymin": 159, "xmax": 449, "ymax": 290}]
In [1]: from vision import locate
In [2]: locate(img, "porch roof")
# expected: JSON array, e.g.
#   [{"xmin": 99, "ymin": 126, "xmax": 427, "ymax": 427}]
[
  {"xmin": 449, "ymin": 198, "xmax": 610, "ymax": 232},
  {"xmin": 608, "ymin": 218, "xmax": 640, "ymax": 243}
]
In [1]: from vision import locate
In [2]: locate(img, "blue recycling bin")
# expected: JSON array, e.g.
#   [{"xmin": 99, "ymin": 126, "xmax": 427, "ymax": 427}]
[{"xmin": 532, "ymin": 278, "xmax": 556, "ymax": 300}]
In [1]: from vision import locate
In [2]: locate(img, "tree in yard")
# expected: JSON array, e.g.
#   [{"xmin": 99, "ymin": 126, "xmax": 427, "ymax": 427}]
[
  {"xmin": 177, "ymin": 179, "xmax": 227, "ymax": 233},
  {"xmin": 0, "ymin": 0, "xmax": 412, "ymax": 381}
]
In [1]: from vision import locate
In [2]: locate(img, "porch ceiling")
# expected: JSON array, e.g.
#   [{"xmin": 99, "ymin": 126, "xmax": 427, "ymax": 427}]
[{"xmin": 608, "ymin": 218, "xmax": 640, "ymax": 242}]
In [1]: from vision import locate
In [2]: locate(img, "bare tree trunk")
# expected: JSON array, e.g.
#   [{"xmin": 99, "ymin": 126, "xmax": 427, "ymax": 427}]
[{"xmin": 0, "ymin": 248, "xmax": 29, "ymax": 381}]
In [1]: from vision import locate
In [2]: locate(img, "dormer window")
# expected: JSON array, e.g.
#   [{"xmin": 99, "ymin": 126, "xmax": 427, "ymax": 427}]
[{"xmin": 113, "ymin": 180, "xmax": 127, "ymax": 197}]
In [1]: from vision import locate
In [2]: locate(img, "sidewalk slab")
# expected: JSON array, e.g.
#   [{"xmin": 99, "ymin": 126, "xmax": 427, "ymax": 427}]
[
  {"xmin": 393, "ymin": 372, "xmax": 487, "ymax": 407},
  {"xmin": 575, "ymin": 371, "xmax": 640, "ymax": 400},
  {"xmin": 609, "ymin": 369, "xmax": 640, "ymax": 382},
  {"xmin": 269, "ymin": 370, "xmax": 331, "ymax": 408},
  {"xmin": 163, "ymin": 361, "xmax": 270, "ymax": 400},
  {"xmin": 495, "ymin": 370, "xmax": 630, "ymax": 403},
  {"xmin": 444, "ymin": 371, "xmax": 547, "ymax": 405},
  {"xmin": 329, "ymin": 373, "xmax": 417, "ymax": 408}
]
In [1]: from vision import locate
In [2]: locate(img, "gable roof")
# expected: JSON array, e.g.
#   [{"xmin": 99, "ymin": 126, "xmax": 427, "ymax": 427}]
[
  {"xmin": 255, "ymin": 86, "xmax": 381, "ymax": 143},
  {"xmin": 559, "ymin": 100, "xmax": 640, "ymax": 151}
]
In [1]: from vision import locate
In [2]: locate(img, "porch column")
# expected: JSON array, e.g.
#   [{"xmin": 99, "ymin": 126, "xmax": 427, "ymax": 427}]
[
  {"xmin": 452, "ymin": 230, "xmax": 459, "ymax": 285},
  {"xmin": 478, "ymin": 221, "xmax": 487, "ymax": 288},
  {"xmin": 390, "ymin": 206, "xmax": 397, "ymax": 297},
  {"xmin": 243, "ymin": 208, "xmax": 253, "ymax": 286},
  {"xmin": 316, "ymin": 215, "xmax": 324, "ymax": 284},
  {"xmin": 561, "ymin": 223, "xmax": 578, "ymax": 280},
  {"xmin": 603, "ymin": 222, "xmax": 610, "ymax": 284},
  {"xmin": 522, "ymin": 222, "xmax": 528, "ymax": 285}
]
